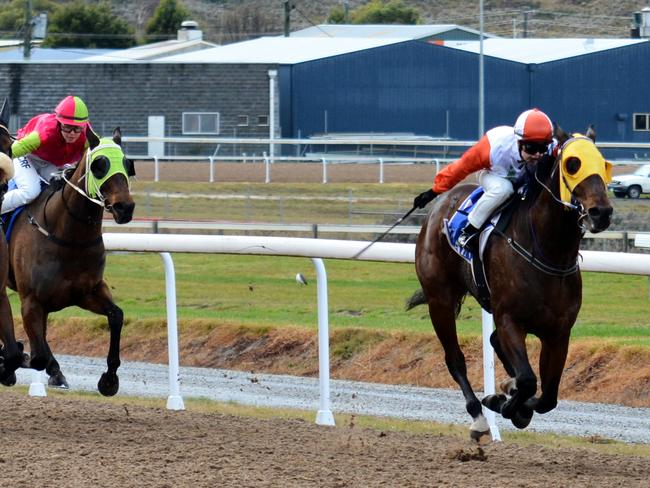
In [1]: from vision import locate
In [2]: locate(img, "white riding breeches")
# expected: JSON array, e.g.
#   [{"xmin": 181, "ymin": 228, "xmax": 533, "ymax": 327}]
[
  {"xmin": 1, "ymin": 157, "xmax": 58, "ymax": 214},
  {"xmin": 466, "ymin": 170, "xmax": 514, "ymax": 228}
]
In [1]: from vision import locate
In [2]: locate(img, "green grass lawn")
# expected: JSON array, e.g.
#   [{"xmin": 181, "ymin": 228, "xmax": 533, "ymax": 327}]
[{"xmin": 15, "ymin": 253, "xmax": 648, "ymax": 346}]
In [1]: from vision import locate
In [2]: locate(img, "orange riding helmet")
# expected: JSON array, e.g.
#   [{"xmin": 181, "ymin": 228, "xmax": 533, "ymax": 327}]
[{"xmin": 514, "ymin": 108, "xmax": 553, "ymax": 143}]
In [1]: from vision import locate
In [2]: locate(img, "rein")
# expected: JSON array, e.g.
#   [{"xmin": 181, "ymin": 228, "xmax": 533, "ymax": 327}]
[
  {"xmin": 26, "ymin": 162, "xmax": 104, "ymax": 248},
  {"xmin": 492, "ymin": 155, "xmax": 585, "ymax": 277}
]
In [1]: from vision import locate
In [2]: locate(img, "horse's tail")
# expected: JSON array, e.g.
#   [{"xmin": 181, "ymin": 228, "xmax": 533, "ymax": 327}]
[{"xmin": 405, "ymin": 288, "xmax": 427, "ymax": 311}]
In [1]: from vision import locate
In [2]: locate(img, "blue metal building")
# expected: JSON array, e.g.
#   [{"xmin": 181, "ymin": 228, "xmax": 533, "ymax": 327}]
[{"xmin": 280, "ymin": 37, "xmax": 650, "ymax": 158}]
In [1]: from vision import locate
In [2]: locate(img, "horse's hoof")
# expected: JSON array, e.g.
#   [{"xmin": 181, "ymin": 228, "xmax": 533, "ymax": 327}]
[
  {"xmin": 481, "ymin": 394, "xmax": 507, "ymax": 413},
  {"xmin": 48, "ymin": 373, "xmax": 69, "ymax": 390},
  {"xmin": 510, "ymin": 407, "xmax": 534, "ymax": 429},
  {"xmin": 0, "ymin": 370, "xmax": 16, "ymax": 387},
  {"xmin": 98, "ymin": 372, "xmax": 119, "ymax": 397},
  {"xmin": 469, "ymin": 428, "xmax": 491, "ymax": 443}
]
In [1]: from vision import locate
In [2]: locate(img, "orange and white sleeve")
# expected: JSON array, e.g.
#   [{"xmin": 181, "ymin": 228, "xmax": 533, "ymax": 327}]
[{"xmin": 432, "ymin": 135, "xmax": 491, "ymax": 193}]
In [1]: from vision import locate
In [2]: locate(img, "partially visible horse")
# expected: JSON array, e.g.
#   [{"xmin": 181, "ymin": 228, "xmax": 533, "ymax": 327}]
[
  {"xmin": 4, "ymin": 126, "xmax": 135, "ymax": 395},
  {"xmin": 408, "ymin": 126, "xmax": 613, "ymax": 440},
  {"xmin": 0, "ymin": 103, "xmax": 21, "ymax": 385}
]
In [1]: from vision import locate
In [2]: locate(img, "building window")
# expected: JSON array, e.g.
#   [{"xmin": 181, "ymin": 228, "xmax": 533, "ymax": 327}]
[
  {"xmin": 258, "ymin": 115, "xmax": 269, "ymax": 126},
  {"xmin": 182, "ymin": 112, "xmax": 220, "ymax": 134},
  {"xmin": 237, "ymin": 115, "xmax": 249, "ymax": 127},
  {"xmin": 633, "ymin": 113, "xmax": 650, "ymax": 131}
]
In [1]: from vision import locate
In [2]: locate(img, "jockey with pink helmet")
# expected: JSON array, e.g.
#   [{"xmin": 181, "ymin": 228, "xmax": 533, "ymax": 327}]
[
  {"xmin": 413, "ymin": 108, "xmax": 554, "ymax": 250},
  {"xmin": 1, "ymin": 95, "xmax": 92, "ymax": 214}
]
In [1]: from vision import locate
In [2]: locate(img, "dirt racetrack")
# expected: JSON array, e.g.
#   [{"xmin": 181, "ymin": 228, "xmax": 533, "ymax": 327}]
[{"xmin": 1, "ymin": 391, "xmax": 648, "ymax": 488}]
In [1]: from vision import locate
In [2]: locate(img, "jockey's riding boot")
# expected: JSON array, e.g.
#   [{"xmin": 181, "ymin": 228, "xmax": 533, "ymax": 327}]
[{"xmin": 458, "ymin": 223, "xmax": 480, "ymax": 250}]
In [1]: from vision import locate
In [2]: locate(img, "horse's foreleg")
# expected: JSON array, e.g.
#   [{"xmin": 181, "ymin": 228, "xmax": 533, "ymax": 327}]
[
  {"xmin": 427, "ymin": 299, "xmax": 488, "ymax": 440},
  {"xmin": 79, "ymin": 281, "xmax": 123, "ymax": 397},
  {"xmin": 482, "ymin": 319, "xmax": 537, "ymax": 429},
  {"xmin": 0, "ymin": 290, "xmax": 23, "ymax": 386},
  {"xmin": 526, "ymin": 335, "xmax": 570, "ymax": 414}
]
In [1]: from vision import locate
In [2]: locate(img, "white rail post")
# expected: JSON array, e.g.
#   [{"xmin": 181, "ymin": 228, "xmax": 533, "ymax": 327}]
[
  {"xmin": 378, "ymin": 157, "xmax": 384, "ymax": 184},
  {"xmin": 154, "ymin": 155, "xmax": 160, "ymax": 182},
  {"xmin": 322, "ymin": 158, "xmax": 328, "ymax": 184},
  {"xmin": 160, "ymin": 252, "xmax": 185, "ymax": 410},
  {"xmin": 311, "ymin": 257, "xmax": 335, "ymax": 426},
  {"xmin": 209, "ymin": 156, "xmax": 215, "ymax": 183},
  {"xmin": 481, "ymin": 309, "xmax": 501, "ymax": 441},
  {"xmin": 28, "ymin": 369, "xmax": 46, "ymax": 397},
  {"xmin": 263, "ymin": 151, "xmax": 271, "ymax": 183}
]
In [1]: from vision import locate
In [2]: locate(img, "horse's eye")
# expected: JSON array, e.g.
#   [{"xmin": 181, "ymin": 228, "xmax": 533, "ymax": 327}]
[
  {"xmin": 123, "ymin": 156, "xmax": 136, "ymax": 177},
  {"xmin": 91, "ymin": 155, "xmax": 110, "ymax": 179},
  {"xmin": 564, "ymin": 156, "xmax": 581, "ymax": 175}
]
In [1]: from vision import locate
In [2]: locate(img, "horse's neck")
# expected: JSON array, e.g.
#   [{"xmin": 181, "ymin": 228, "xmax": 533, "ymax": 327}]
[
  {"xmin": 45, "ymin": 168, "xmax": 103, "ymax": 235},
  {"xmin": 513, "ymin": 180, "xmax": 582, "ymax": 263}
]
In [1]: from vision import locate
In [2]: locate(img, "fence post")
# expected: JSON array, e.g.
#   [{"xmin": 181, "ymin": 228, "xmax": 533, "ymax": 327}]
[
  {"xmin": 322, "ymin": 158, "xmax": 328, "ymax": 184},
  {"xmin": 160, "ymin": 252, "xmax": 185, "ymax": 411},
  {"xmin": 481, "ymin": 310, "xmax": 501, "ymax": 441},
  {"xmin": 378, "ymin": 157, "xmax": 384, "ymax": 184},
  {"xmin": 311, "ymin": 257, "xmax": 335, "ymax": 426},
  {"xmin": 263, "ymin": 151, "xmax": 271, "ymax": 183},
  {"xmin": 209, "ymin": 156, "xmax": 215, "ymax": 183},
  {"xmin": 154, "ymin": 156, "xmax": 159, "ymax": 182}
]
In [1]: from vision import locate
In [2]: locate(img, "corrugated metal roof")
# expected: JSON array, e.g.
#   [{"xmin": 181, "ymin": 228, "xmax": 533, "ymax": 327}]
[
  {"xmin": 0, "ymin": 47, "xmax": 115, "ymax": 62},
  {"xmin": 290, "ymin": 24, "xmax": 491, "ymax": 39},
  {"xmin": 443, "ymin": 38, "xmax": 649, "ymax": 63},
  {"xmin": 80, "ymin": 38, "xmax": 218, "ymax": 62},
  {"xmin": 156, "ymin": 36, "xmax": 410, "ymax": 64}
]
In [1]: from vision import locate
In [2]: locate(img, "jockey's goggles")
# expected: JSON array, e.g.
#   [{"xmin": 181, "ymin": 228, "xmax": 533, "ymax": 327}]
[
  {"xmin": 520, "ymin": 141, "xmax": 549, "ymax": 155},
  {"xmin": 60, "ymin": 124, "xmax": 83, "ymax": 134}
]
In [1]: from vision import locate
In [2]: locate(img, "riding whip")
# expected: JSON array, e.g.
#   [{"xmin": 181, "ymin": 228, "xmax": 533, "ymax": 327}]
[{"xmin": 351, "ymin": 205, "xmax": 418, "ymax": 259}]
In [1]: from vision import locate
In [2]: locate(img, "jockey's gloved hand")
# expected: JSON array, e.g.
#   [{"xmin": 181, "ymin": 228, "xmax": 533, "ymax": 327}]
[{"xmin": 413, "ymin": 189, "xmax": 437, "ymax": 209}]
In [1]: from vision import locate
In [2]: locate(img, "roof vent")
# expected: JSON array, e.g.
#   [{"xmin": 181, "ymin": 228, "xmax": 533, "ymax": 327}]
[
  {"xmin": 178, "ymin": 20, "xmax": 202, "ymax": 41},
  {"xmin": 631, "ymin": 7, "xmax": 650, "ymax": 38}
]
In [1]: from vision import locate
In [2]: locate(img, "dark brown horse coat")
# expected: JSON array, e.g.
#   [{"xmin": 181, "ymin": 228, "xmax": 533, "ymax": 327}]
[
  {"xmin": 4, "ymin": 127, "xmax": 135, "ymax": 395},
  {"xmin": 411, "ymin": 127, "xmax": 613, "ymax": 439}
]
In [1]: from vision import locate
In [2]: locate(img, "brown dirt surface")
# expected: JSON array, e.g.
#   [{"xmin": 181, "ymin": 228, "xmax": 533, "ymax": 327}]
[{"xmin": 1, "ymin": 389, "xmax": 649, "ymax": 488}]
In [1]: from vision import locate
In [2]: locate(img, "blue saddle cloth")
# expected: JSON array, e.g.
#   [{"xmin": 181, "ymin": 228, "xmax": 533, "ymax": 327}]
[
  {"xmin": 443, "ymin": 187, "xmax": 485, "ymax": 262},
  {"xmin": 1, "ymin": 179, "xmax": 47, "ymax": 243}
]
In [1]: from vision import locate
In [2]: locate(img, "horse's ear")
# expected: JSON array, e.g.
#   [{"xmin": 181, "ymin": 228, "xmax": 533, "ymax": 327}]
[
  {"xmin": 86, "ymin": 125, "xmax": 100, "ymax": 149},
  {"xmin": 554, "ymin": 123, "xmax": 570, "ymax": 146},
  {"xmin": 0, "ymin": 98, "xmax": 10, "ymax": 127},
  {"xmin": 113, "ymin": 127, "xmax": 122, "ymax": 146},
  {"xmin": 586, "ymin": 124, "xmax": 596, "ymax": 142}
]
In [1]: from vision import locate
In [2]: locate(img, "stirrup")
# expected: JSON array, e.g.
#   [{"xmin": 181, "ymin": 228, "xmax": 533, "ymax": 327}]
[{"xmin": 458, "ymin": 229, "xmax": 478, "ymax": 249}]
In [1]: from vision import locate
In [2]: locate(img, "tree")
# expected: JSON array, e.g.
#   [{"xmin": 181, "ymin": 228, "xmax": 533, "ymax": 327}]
[
  {"xmin": 43, "ymin": 1, "xmax": 135, "ymax": 48},
  {"xmin": 144, "ymin": 0, "xmax": 189, "ymax": 41},
  {"xmin": 328, "ymin": 0, "xmax": 420, "ymax": 25},
  {"xmin": 220, "ymin": 4, "xmax": 277, "ymax": 43},
  {"xmin": 0, "ymin": 0, "xmax": 59, "ymax": 37}
]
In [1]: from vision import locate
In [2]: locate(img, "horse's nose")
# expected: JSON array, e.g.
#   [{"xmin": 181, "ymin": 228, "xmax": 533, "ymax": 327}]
[
  {"xmin": 112, "ymin": 201, "xmax": 135, "ymax": 224},
  {"xmin": 588, "ymin": 205, "xmax": 613, "ymax": 231}
]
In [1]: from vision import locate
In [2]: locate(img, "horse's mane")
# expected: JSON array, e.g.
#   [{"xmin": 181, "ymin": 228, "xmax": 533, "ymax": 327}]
[{"xmin": 518, "ymin": 153, "xmax": 557, "ymax": 207}]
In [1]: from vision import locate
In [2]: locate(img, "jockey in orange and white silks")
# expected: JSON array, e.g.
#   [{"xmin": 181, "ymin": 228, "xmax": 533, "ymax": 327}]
[
  {"xmin": 413, "ymin": 108, "xmax": 554, "ymax": 249},
  {"xmin": 1, "ymin": 95, "xmax": 91, "ymax": 214}
]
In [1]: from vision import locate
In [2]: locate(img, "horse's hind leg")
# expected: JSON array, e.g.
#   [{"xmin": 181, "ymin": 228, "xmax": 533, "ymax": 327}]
[
  {"xmin": 79, "ymin": 281, "xmax": 123, "ymax": 397},
  {"xmin": 426, "ymin": 297, "xmax": 489, "ymax": 440}
]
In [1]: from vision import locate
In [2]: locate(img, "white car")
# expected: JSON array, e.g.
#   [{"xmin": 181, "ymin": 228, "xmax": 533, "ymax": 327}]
[{"xmin": 608, "ymin": 164, "xmax": 650, "ymax": 198}]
